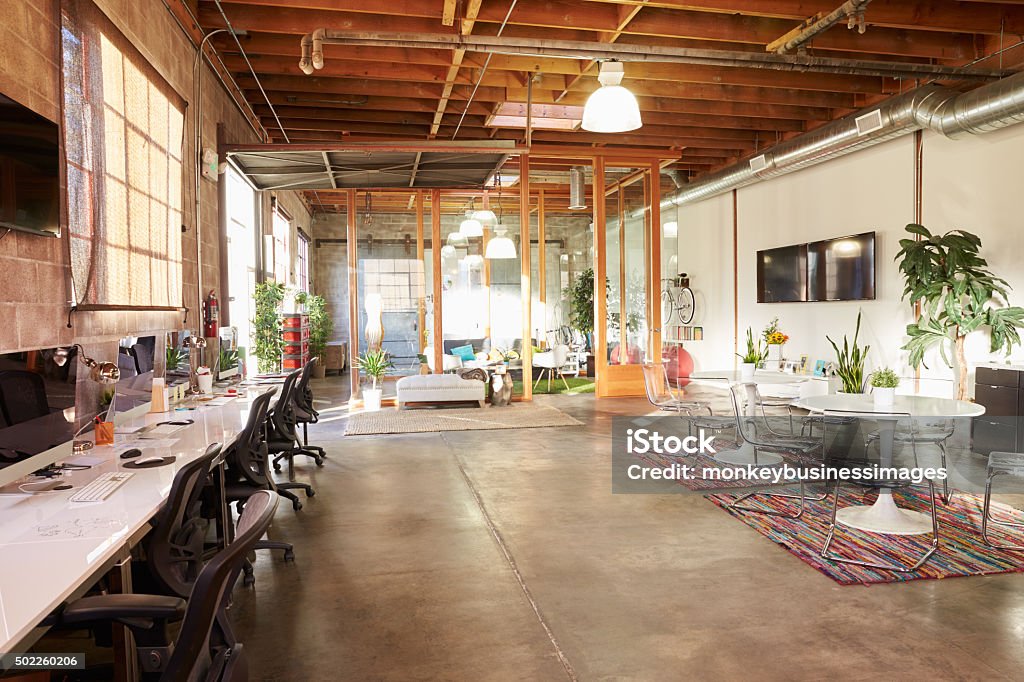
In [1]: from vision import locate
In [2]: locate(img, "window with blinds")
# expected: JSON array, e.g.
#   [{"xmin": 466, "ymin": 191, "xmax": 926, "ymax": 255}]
[{"xmin": 61, "ymin": 0, "xmax": 184, "ymax": 309}]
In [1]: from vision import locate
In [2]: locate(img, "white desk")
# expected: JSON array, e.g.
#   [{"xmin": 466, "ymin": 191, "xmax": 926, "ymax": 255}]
[
  {"xmin": 795, "ymin": 393, "xmax": 984, "ymax": 535},
  {"xmin": 689, "ymin": 370, "xmax": 820, "ymax": 466},
  {"xmin": 0, "ymin": 390, "xmax": 261, "ymax": 655}
]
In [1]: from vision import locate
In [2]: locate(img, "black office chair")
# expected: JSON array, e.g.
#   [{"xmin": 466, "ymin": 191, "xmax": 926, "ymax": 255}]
[
  {"xmin": 292, "ymin": 359, "xmax": 326, "ymax": 460},
  {"xmin": 0, "ymin": 369, "xmax": 50, "ymax": 426},
  {"xmin": 135, "ymin": 443, "xmax": 223, "ymax": 600},
  {"xmin": 269, "ymin": 370, "xmax": 324, "ymax": 474},
  {"xmin": 59, "ymin": 490, "xmax": 279, "ymax": 681},
  {"xmin": 222, "ymin": 390, "xmax": 296, "ymax": 584}
]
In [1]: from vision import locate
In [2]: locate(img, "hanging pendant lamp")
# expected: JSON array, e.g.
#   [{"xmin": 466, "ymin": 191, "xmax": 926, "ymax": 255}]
[{"xmin": 581, "ymin": 61, "xmax": 642, "ymax": 133}]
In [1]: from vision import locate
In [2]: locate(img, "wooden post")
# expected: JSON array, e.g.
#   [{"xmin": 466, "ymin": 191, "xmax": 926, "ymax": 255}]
[
  {"xmin": 649, "ymin": 162, "xmax": 662, "ymax": 364},
  {"xmin": 482, "ymin": 191, "xmax": 491, "ymax": 339},
  {"xmin": 415, "ymin": 191, "xmax": 426, "ymax": 352},
  {"xmin": 617, "ymin": 183, "xmax": 627, "ymax": 365},
  {"xmin": 520, "ymin": 155, "xmax": 532, "ymax": 400},
  {"xmin": 594, "ymin": 157, "xmax": 607, "ymax": 394},
  {"xmin": 537, "ymin": 188, "xmax": 546, "ymax": 348},
  {"xmin": 347, "ymin": 190, "xmax": 359, "ymax": 399},
  {"xmin": 431, "ymin": 189, "xmax": 444, "ymax": 374}
]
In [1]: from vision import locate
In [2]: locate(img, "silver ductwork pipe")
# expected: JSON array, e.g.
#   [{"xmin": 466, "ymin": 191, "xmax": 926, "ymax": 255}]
[
  {"xmin": 663, "ymin": 69, "xmax": 1024, "ymax": 210},
  {"xmin": 568, "ymin": 166, "xmax": 587, "ymax": 210}
]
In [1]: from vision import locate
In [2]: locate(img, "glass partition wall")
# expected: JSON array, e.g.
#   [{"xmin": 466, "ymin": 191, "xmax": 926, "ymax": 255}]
[{"xmin": 343, "ymin": 170, "xmax": 535, "ymax": 405}]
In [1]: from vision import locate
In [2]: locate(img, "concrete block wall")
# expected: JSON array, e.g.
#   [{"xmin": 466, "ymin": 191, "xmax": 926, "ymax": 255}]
[{"xmin": 0, "ymin": 0, "xmax": 309, "ymax": 353}]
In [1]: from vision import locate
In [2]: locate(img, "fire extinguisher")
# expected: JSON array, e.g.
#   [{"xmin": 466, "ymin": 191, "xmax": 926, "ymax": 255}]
[{"xmin": 203, "ymin": 290, "xmax": 219, "ymax": 338}]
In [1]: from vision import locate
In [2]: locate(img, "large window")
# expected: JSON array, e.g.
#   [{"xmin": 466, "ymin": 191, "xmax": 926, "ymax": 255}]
[
  {"xmin": 296, "ymin": 230, "xmax": 310, "ymax": 293},
  {"xmin": 225, "ymin": 166, "xmax": 256, "ymax": 358},
  {"xmin": 62, "ymin": 0, "xmax": 184, "ymax": 308},
  {"xmin": 272, "ymin": 207, "xmax": 291, "ymax": 284}
]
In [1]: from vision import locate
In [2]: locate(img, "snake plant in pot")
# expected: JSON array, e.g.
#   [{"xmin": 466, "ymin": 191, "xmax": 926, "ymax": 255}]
[
  {"xmin": 736, "ymin": 327, "xmax": 767, "ymax": 380},
  {"xmin": 827, "ymin": 311, "xmax": 870, "ymax": 394},
  {"xmin": 896, "ymin": 224, "xmax": 1024, "ymax": 400},
  {"xmin": 355, "ymin": 349, "xmax": 393, "ymax": 412}
]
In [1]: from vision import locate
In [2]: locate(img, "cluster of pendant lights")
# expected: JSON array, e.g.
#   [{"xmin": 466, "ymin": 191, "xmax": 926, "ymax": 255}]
[{"xmin": 440, "ymin": 201, "xmax": 516, "ymax": 268}]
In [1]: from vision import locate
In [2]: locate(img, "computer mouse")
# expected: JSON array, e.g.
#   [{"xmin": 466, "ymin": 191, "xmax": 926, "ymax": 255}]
[
  {"xmin": 54, "ymin": 483, "xmax": 73, "ymax": 491},
  {"xmin": 136, "ymin": 456, "xmax": 165, "ymax": 465},
  {"xmin": 120, "ymin": 448, "xmax": 142, "ymax": 459}
]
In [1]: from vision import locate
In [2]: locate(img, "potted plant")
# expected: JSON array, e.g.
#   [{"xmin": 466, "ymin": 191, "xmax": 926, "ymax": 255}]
[
  {"xmin": 870, "ymin": 367, "xmax": 900, "ymax": 408},
  {"xmin": 218, "ymin": 347, "xmax": 240, "ymax": 381},
  {"xmin": 565, "ymin": 268, "xmax": 596, "ymax": 375},
  {"xmin": 896, "ymin": 224, "xmax": 1024, "ymax": 400},
  {"xmin": 355, "ymin": 348, "xmax": 393, "ymax": 412},
  {"xmin": 252, "ymin": 280, "xmax": 286, "ymax": 375},
  {"xmin": 165, "ymin": 342, "xmax": 187, "ymax": 374},
  {"xmin": 307, "ymin": 293, "xmax": 333, "ymax": 379},
  {"xmin": 762, "ymin": 317, "xmax": 789, "ymax": 370},
  {"xmin": 827, "ymin": 311, "xmax": 870, "ymax": 394},
  {"xmin": 736, "ymin": 327, "xmax": 767, "ymax": 380}
]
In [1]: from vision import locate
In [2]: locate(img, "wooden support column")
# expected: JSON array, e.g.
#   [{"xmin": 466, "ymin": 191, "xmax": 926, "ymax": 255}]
[
  {"xmin": 537, "ymin": 188, "xmax": 546, "ymax": 347},
  {"xmin": 617, "ymin": 187, "xmax": 627, "ymax": 366},
  {"xmin": 594, "ymin": 157, "xmax": 608, "ymax": 394},
  {"xmin": 482, "ymin": 191, "xmax": 491, "ymax": 339},
  {"xmin": 431, "ymin": 189, "xmax": 444, "ymax": 374},
  {"xmin": 649, "ymin": 163, "xmax": 662, "ymax": 364},
  {"xmin": 520, "ymin": 155, "xmax": 532, "ymax": 400},
  {"xmin": 415, "ymin": 191, "xmax": 426, "ymax": 352},
  {"xmin": 347, "ymin": 189, "xmax": 359, "ymax": 399}
]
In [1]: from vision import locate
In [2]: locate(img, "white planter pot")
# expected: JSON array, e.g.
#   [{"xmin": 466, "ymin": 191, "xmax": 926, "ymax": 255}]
[
  {"xmin": 363, "ymin": 388, "xmax": 383, "ymax": 412},
  {"xmin": 740, "ymin": 363, "xmax": 756, "ymax": 381},
  {"xmin": 873, "ymin": 386, "xmax": 895, "ymax": 409}
]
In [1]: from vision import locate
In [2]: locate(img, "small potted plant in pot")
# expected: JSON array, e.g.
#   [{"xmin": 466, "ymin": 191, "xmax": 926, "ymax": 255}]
[
  {"xmin": 736, "ymin": 327, "xmax": 767, "ymax": 381},
  {"xmin": 870, "ymin": 367, "xmax": 900, "ymax": 408},
  {"xmin": 356, "ymin": 348, "xmax": 392, "ymax": 412},
  {"xmin": 827, "ymin": 311, "xmax": 870, "ymax": 394}
]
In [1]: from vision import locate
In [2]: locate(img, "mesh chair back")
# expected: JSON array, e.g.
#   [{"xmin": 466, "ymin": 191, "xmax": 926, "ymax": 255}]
[
  {"xmin": 641, "ymin": 363, "xmax": 673, "ymax": 407},
  {"xmin": 267, "ymin": 371, "xmax": 301, "ymax": 442},
  {"xmin": 161, "ymin": 490, "xmax": 279, "ymax": 682},
  {"xmin": 0, "ymin": 370, "xmax": 50, "ymax": 426},
  {"xmin": 146, "ymin": 443, "xmax": 222, "ymax": 599},
  {"xmin": 132, "ymin": 342, "xmax": 155, "ymax": 374},
  {"xmin": 295, "ymin": 360, "xmax": 317, "ymax": 416},
  {"xmin": 223, "ymin": 390, "xmax": 276, "ymax": 488}
]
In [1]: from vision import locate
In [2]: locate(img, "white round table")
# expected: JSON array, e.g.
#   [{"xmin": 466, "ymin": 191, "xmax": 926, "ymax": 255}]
[
  {"xmin": 794, "ymin": 393, "xmax": 984, "ymax": 535},
  {"xmin": 690, "ymin": 371, "xmax": 816, "ymax": 466}
]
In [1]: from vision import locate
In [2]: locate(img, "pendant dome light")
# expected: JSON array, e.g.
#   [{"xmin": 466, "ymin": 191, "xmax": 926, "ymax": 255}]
[
  {"xmin": 447, "ymin": 230, "xmax": 468, "ymax": 248},
  {"xmin": 581, "ymin": 61, "xmax": 642, "ymax": 133},
  {"xmin": 459, "ymin": 199, "xmax": 484, "ymax": 237},
  {"xmin": 484, "ymin": 175, "xmax": 516, "ymax": 259},
  {"xmin": 485, "ymin": 225, "xmax": 516, "ymax": 259}
]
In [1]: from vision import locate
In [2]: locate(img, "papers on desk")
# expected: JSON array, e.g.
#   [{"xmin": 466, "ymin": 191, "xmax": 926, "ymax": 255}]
[
  {"xmin": 201, "ymin": 396, "xmax": 237, "ymax": 407},
  {"xmin": 114, "ymin": 425, "xmax": 147, "ymax": 435}
]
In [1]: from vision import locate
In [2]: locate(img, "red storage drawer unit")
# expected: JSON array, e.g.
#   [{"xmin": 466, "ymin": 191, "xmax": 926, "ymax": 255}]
[{"xmin": 280, "ymin": 313, "xmax": 310, "ymax": 371}]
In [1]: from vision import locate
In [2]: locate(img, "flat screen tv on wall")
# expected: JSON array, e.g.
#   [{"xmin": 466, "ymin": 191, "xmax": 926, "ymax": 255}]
[
  {"xmin": 0, "ymin": 94, "xmax": 61, "ymax": 238},
  {"xmin": 756, "ymin": 231, "xmax": 876, "ymax": 303},
  {"xmin": 807, "ymin": 232, "xmax": 876, "ymax": 301}
]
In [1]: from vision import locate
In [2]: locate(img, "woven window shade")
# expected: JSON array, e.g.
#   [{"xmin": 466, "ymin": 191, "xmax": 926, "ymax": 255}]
[{"xmin": 62, "ymin": 0, "xmax": 184, "ymax": 309}]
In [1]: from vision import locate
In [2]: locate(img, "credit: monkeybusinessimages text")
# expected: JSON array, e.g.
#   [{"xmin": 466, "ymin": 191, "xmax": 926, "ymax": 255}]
[{"xmin": 623, "ymin": 428, "xmax": 948, "ymax": 484}]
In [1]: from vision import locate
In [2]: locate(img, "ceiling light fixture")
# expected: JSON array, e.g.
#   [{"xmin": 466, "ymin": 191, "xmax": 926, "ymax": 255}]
[
  {"xmin": 581, "ymin": 61, "xmax": 642, "ymax": 133},
  {"xmin": 459, "ymin": 201, "xmax": 483, "ymax": 237},
  {"xmin": 485, "ymin": 176, "xmax": 516, "ymax": 259}
]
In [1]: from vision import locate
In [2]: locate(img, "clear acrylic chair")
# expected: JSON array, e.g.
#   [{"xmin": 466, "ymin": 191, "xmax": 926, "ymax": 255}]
[
  {"xmin": 865, "ymin": 417, "xmax": 955, "ymax": 504},
  {"xmin": 819, "ymin": 409, "xmax": 939, "ymax": 573},
  {"xmin": 724, "ymin": 383, "xmax": 824, "ymax": 519},
  {"xmin": 641, "ymin": 363, "xmax": 712, "ymax": 417},
  {"xmin": 981, "ymin": 451, "xmax": 1024, "ymax": 550}
]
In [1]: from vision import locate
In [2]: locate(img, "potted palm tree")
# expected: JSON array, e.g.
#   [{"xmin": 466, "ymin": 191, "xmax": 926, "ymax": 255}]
[
  {"xmin": 896, "ymin": 224, "xmax": 1024, "ymax": 400},
  {"xmin": 307, "ymin": 294, "xmax": 332, "ymax": 379},
  {"xmin": 356, "ymin": 349, "xmax": 392, "ymax": 412}
]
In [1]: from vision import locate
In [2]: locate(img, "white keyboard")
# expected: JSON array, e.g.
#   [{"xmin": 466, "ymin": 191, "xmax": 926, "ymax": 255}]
[{"xmin": 69, "ymin": 471, "xmax": 135, "ymax": 502}]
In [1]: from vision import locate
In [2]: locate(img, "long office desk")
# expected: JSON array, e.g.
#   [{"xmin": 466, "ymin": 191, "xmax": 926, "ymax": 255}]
[{"xmin": 0, "ymin": 388, "xmax": 266, "ymax": 665}]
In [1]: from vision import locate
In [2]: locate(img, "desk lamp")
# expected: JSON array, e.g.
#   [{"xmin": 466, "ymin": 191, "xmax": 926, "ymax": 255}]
[{"xmin": 54, "ymin": 345, "xmax": 121, "ymax": 452}]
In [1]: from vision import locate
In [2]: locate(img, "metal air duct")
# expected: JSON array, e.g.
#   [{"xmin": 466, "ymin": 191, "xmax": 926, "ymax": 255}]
[{"xmin": 568, "ymin": 166, "xmax": 587, "ymax": 210}]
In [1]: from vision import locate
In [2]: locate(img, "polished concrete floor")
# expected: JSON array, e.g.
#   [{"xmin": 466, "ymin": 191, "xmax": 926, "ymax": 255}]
[{"xmin": 232, "ymin": 376, "xmax": 1024, "ymax": 681}]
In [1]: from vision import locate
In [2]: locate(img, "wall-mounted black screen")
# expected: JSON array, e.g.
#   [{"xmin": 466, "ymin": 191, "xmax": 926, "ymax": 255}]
[
  {"xmin": 756, "ymin": 232, "xmax": 876, "ymax": 303},
  {"xmin": 807, "ymin": 232, "xmax": 876, "ymax": 301},
  {"xmin": 0, "ymin": 94, "xmax": 61, "ymax": 238}
]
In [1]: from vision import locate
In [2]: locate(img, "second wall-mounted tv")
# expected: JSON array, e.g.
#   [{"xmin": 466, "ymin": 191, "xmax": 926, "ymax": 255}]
[{"xmin": 756, "ymin": 231, "xmax": 876, "ymax": 303}]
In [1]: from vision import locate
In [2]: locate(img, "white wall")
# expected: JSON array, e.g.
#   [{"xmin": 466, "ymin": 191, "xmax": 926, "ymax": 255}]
[{"xmin": 677, "ymin": 122, "xmax": 1024, "ymax": 396}]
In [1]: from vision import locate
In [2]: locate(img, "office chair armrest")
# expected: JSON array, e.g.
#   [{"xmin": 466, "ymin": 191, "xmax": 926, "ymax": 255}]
[{"xmin": 60, "ymin": 594, "xmax": 186, "ymax": 627}]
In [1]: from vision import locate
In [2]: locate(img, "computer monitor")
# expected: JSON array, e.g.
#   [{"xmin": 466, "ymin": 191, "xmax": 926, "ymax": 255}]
[{"xmin": 0, "ymin": 347, "xmax": 77, "ymax": 486}]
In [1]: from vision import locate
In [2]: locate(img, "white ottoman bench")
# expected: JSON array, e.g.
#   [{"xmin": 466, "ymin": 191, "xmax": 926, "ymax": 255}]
[{"xmin": 396, "ymin": 373, "xmax": 486, "ymax": 409}]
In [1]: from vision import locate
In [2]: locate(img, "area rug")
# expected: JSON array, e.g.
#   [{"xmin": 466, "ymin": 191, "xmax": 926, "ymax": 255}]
[
  {"xmin": 344, "ymin": 404, "xmax": 582, "ymax": 436},
  {"xmin": 706, "ymin": 488, "xmax": 1024, "ymax": 585}
]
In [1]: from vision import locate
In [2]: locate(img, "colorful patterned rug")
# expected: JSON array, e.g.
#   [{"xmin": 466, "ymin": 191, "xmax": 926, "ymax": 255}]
[{"xmin": 706, "ymin": 487, "xmax": 1024, "ymax": 585}]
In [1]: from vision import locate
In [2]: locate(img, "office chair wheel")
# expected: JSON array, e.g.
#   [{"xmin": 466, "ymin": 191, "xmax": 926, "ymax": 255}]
[
  {"xmin": 306, "ymin": 488, "xmax": 315, "ymax": 498},
  {"xmin": 273, "ymin": 462, "xmax": 282, "ymax": 472},
  {"xmin": 242, "ymin": 560, "xmax": 255, "ymax": 587},
  {"xmin": 292, "ymin": 499, "xmax": 303, "ymax": 511},
  {"xmin": 284, "ymin": 548, "xmax": 295, "ymax": 562}
]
